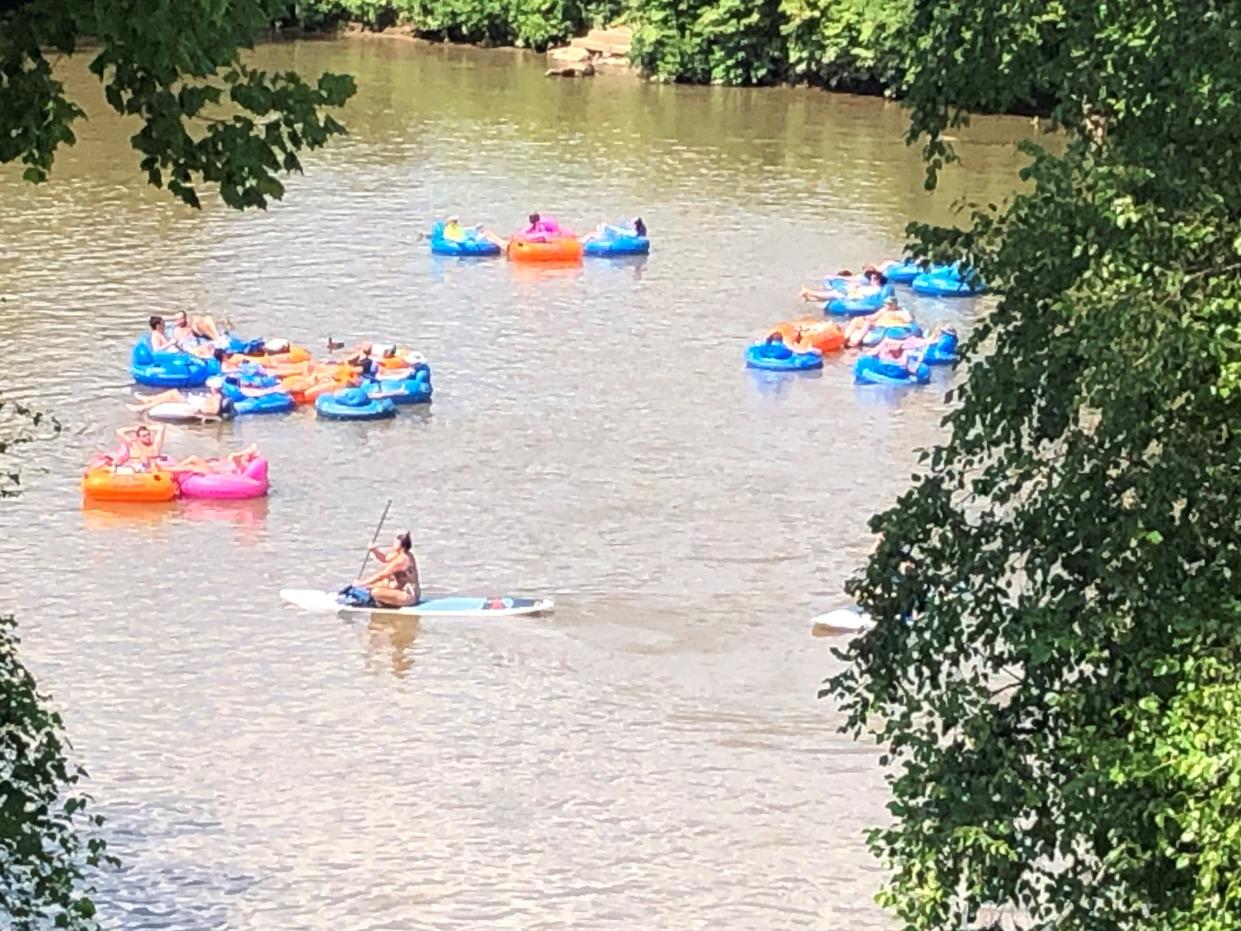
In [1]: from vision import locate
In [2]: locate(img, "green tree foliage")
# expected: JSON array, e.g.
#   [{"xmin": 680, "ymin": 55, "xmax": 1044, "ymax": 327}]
[
  {"xmin": 294, "ymin": 0, "xmax": 920, "ymax": 87},
  {"xmin": 400, "ymin": 0, "xmax": 586, "ymax": 48},
  {"xmin": 628, "ymin": 0, "xmax": 785, "ymax": 85},
  {"xmin": 0, "ymin": 399, "xmax": 114, "ymax": 929},
  {"xmin": 782, "ymin": 0, "xmax": 910, "ymax": 92},
  {"xmin": 0, "ymin": 614, "xmax": 115, "ymax": 931},
  {"xmin": 825, "ymin": 1, "xmax": 1241, "ymax": 929},
  {"xmin": 627, "ymin": 0, "xmax": 916, "ymax": 88},
  {"xmin": 1, "ymin": 0, "xmax": 356, "ymax": 209},
  {"xmin": 296, "ymin": 0, "xmax": 620, "ymax": 49}
]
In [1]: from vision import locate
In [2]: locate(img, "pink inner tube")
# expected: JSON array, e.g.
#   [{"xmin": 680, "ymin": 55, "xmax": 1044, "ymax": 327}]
[
  {"xmin": 177, "ymin": 457, "xmax": 270, "ymax": 500},
  {"xmin": 517, "ymin": 217, "xmax": 569, "ymax": 241}
]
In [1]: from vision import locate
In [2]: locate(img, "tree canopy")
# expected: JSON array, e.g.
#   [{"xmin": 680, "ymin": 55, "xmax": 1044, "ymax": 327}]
[
  {"xmin": 1, "ymin": 0, "xmax": 356, "ymax": 208},
  {"xmin": 827, "ymin": 2, "xmax": 1241, "ymax": 929}
]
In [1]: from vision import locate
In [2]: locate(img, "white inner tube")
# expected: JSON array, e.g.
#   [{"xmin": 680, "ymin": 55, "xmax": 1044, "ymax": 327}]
[
  {"xmin": 810, "ymin": 605, "xmax": 876, "ymax": 634},
  {"xmin": 146, "ymin": 401, "xmax": 212, "ymax": 423}
]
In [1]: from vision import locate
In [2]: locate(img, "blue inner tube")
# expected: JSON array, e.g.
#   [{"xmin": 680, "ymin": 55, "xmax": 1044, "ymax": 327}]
[
  {"xmin": 923, "ymin": 330, "xmax": 960, "ymax": 365},
  {"xmin": 861, "ymin": 322, "xmax": 924, "ymax": 348},
  {"xmin": 131, "ymin": 342, "xmax": 220, "ymax": 388},
  {"xmin": 746, "ymin": 342, "xmax": 823, "ymax": 372},
  {"xmin": 222, "ymin": 334, "xmax": 264, "ymax": 355},
  {"xmin": 366, "ymin": 371, "xmax": 433, "ymax": 405},
  {"xmin": 854, "ymin": 355, "xmax": 932, "ymax": 386},
  {"xmin": 316, "ymin": 389, "xmax": 397, "ymax": 421},
  {"xmin": 232, "ymin": 392, "xmax": 296, "ymax": 416},
  {"xmin": 583, "ymin": 232, "xmax": 650, "ymax": 257},
  {"xmin": 429, "ymin": 222, "xmax": 502, "ymax": 257},
  {"xmin": 825, "ymin": 283, "xmax": 896, "ymax": 317},
  {"xmin": 911, "ymin": 267, "xmax": 985, "ymax": 297},
  {"xmin": 233, "ymin": 364, "xmax": 281, "ymax": 388},
  {"xmin": 883, "ymin": 261, "xmax": 924, "ymax": 284}
]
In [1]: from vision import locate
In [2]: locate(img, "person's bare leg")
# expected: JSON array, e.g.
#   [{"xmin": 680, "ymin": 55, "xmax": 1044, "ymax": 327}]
[
  {"xmin": 193, "ymin": 314, "xmax": 223, "ymax": 341},
  {"xmin": 170, "ymin": 455, "xmax": 215, "ymax": 475},
  {"xmin": 127, "ymin": 389, "xmax": 183, "ymax": 411},
  {"xmin": 371, "ymin": 586, "xmax": 414, "ymax": 607},
  {"xmin": 226, "ymin": 445, "xmax": 260, "ymax": 470}
]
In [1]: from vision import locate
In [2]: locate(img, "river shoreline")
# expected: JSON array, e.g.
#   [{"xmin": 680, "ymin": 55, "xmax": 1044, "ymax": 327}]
[
  {"xmin": 266, "ymin": 19, "xmax": 895, "ymax": 93},
  {"xmin": 267, "ymin": 16, "xmax": 1060, "ymax": 121}
]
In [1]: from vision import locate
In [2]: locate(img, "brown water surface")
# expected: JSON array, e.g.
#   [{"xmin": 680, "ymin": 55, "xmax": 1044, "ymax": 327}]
[{"xmin": 0, "ymin": 37, "xmax": 1031, "ymax": 930}]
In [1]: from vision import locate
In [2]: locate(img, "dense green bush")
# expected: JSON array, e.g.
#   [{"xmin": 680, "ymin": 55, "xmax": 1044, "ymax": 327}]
[
  {"xmin": 628, "ymin": 0, "xmax": 785, "ymax": 85},
  {"xmin": 628, "ymin": 0, "xmax": 917, "ymax": 89},
  {"xmin": 287, "ymin": 0, "xmax": 619, "ymax": 49},
  {"xmin": 781, "ymin": 0, "xmax": 912, "ymax": 93}
]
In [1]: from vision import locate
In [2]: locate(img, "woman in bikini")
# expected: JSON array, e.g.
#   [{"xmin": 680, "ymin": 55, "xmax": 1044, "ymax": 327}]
[
  {"xmin": 356, "ymin": 532, "xmax": 421, "ymax": 607},
  {"xmin": 128, "ymin": 376, "xmax": 234, "ymax": 419}
]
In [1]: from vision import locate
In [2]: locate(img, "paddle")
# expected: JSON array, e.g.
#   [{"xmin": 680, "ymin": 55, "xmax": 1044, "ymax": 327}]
[{"xmin": 356, "ymin": 498, "xmax": 394, "ymax": 582}]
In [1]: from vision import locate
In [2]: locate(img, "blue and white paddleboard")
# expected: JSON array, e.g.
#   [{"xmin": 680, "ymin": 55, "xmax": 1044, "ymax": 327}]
[{"xmin": 280, "ymin": 588, "xmax": 554, "ymax": 618}]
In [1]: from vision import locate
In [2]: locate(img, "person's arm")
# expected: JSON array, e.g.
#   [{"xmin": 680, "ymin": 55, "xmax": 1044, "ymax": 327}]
[
  {"xmin": 368, "ymin": 545, "xmax": 389, "ymax": 559},
  {"xmin": 357, "ymin": 560, "xmax": 397, "ymax": 588},
  {"xmin": 148, "ymin": 425, "xmax": 166, "ymax": 456}
]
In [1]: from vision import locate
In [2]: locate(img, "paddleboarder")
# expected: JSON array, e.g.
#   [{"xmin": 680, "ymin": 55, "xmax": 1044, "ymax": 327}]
[{"xmin": 356, "ymin": 532, "xmax": 421, "ymax": 608}]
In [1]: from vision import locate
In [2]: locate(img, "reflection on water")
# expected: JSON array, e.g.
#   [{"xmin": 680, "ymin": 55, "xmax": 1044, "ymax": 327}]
[
  {"xmin": 361, "ymin": 613, "xmax": 423, "ymax": 679},
  {"xmin": 0, "ymin": 36, "xmax": 1027, "ymax": 930}
]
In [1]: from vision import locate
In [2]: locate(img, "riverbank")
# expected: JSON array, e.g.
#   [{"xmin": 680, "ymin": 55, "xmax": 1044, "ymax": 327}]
[
  {"xmin": 291, "ymin": 20, "xmax": 636, "ymax": 79},
  {"xmin": 280, "ymin": 3, "xmax": 1055, "ymax": 111},
  {"xmin": 277, "ymin": 0, "xmax": 912, "ymax": 95}
]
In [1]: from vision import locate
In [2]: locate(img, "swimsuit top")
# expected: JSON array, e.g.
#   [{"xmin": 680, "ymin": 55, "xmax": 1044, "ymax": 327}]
[{"xmin": 389, "ymin": 558, "xmax": 415, "ymax": 589}]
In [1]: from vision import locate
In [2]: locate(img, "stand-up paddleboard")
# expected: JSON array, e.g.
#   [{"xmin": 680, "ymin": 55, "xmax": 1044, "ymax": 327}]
[
  {"xmin": 280, "ymin": 588, "xmax": 554, "ymax": 618},
  {"xmin": 810, "ymin": 604, "xmax": 876, "ymax": 634}
]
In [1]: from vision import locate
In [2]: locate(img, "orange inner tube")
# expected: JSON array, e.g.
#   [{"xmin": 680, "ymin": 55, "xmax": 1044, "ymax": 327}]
[
  {"xmin": 508, "ymin": 236, "xmax": 584, "ymax": 263},
  {"xmin": 303, "ymin": 378, "xmax": 351, "ymax": 401},
  {"xmin": 226, "ymin": 345, "xmax": 312, "ymax": 370},
  {"xmin": 771, "ymin": 319, "xmax": 845, "ymax": 355},
  {"xmin": 379, "ymin": 352, "xmax": 418, "ymax": 370},
  {"xmin": 82, "ymin": 468, "xmax": 178, "ymax": 502}
]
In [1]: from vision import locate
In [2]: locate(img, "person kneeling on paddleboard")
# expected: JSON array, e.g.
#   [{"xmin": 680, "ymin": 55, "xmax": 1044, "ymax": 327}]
[{"xmin": 350, "ymin": 532, "xmax": 421, "ymax": 608}]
